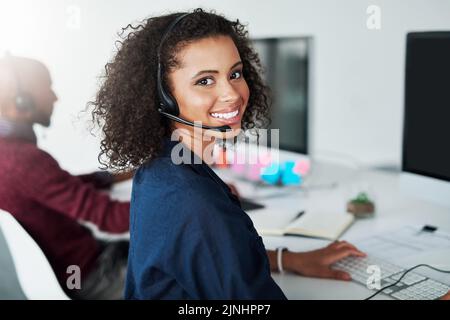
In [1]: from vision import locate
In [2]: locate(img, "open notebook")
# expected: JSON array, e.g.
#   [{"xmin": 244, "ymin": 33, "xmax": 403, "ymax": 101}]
[{"xmin": 247, "ymin": 209, "xmax": 355, "ymax": 241}]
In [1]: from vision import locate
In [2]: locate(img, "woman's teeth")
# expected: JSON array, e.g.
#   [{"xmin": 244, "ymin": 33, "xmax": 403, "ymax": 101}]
[{"xmin": 210, "ymin": 110, "xmax": 239, "ymax": 119}]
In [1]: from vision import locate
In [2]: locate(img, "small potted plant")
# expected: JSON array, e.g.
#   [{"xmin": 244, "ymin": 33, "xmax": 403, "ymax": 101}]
[{"xmin": 347, "ymin": 192, "xmax": 375, "ymax": 218}]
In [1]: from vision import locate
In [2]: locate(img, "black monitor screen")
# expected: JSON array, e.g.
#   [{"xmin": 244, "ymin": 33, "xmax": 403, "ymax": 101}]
[
  {"xmin": 403, "ymin": 32, "xmax": 450, "ymax": 182},
  {"xmin": 252, "ymin": 37, "xmax": 310, "ymax": 154}
]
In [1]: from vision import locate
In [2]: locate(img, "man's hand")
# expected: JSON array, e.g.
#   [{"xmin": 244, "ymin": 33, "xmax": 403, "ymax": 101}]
[
  {"xmin": 283, "ymin": 240, "xmax": 366, "ymax": 281},
  {"xmin": 112, "ymin": 171, "xmax": 135, "ymax": 183},
  {"xmin": 440, "ymin": 291, "xmax": 450, "ymax": 300}
]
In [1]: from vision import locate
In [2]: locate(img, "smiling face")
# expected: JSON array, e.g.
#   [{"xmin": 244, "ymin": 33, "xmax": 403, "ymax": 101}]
[{"xmin": 168, "ymin": 35, "xmax": 250, "ymax": 138}]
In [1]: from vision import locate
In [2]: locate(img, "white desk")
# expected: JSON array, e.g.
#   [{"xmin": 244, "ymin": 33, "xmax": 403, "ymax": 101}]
[{"xmin": 109, "ymin": 161, "xmax": 450, "ymax": 300}]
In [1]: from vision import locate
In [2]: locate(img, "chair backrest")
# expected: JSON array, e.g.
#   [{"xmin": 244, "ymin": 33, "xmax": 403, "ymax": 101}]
[
  {"xmin": 0, "ymin": 225, "xmax": 27, "ymax": 299},
  {"xmin": 0, "ymin": 209, "xmax": 70, "ymax": 300}
]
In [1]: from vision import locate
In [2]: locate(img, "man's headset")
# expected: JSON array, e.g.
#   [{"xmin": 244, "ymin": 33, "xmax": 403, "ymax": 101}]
[
  {"xmin": 3, "ymin": 52, "xmax": 35, "ymax": 113},
  {"xmin": 156, "ymin": 13, "xmax": 231, "ymax": 132}
]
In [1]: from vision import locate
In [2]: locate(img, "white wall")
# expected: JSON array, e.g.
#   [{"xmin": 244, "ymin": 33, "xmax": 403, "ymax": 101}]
[{"xmin": 1, "ymin": 0, "xmax": 449, "ymax": 173}]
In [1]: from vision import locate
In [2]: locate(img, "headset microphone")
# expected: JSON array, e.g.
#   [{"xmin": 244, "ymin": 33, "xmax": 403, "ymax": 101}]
[
  {"xmin": 157, "ymin": 108, "xmax": 232, "ymax": 132},
  {"xmin": 156, "ymin": 13, "xmax": 232, "ymax": 133}
]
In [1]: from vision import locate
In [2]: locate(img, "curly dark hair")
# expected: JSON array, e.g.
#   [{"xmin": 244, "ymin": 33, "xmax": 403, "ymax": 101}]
[{"xmin": 90, "ymin": 8, "xmax": 271, "ymax": 171}]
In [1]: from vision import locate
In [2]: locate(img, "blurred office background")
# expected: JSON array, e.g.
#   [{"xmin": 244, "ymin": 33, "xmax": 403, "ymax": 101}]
[{"xmin": 1, "ymin": 0, "xmax": 450, "ymax": 173}]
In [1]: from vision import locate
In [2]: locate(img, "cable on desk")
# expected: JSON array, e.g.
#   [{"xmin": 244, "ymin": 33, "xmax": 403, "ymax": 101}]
[{"xmin": 365, "ymin": 264, "xmax": 450, "ymax": 300}]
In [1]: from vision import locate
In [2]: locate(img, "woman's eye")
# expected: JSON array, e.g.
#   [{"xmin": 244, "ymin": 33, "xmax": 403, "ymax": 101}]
[
  {"xmin": 196, "ymin": 78, "xmax": 214, "ymax": 86},
  {"xmin": 231, "ymin": 70, "xmax": 243, "ymax": 80}
]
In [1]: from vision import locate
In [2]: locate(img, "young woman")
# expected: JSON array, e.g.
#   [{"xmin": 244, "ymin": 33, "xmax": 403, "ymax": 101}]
[{"xmin": 91, "ymin": 8, "xmax": 366, "ymax": 299}]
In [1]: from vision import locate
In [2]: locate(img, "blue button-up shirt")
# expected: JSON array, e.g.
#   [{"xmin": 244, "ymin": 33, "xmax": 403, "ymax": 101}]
[{"xmin": 124, "ymin": 139, "xmax": 286, "ymax": 300}]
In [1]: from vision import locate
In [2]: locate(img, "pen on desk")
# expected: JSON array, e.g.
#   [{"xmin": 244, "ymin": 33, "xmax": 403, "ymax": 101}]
[
  {"xmin": 290, "ymin": 210, "xmax": 305, "ymax": 223},
  {"xmin": 416, "ymin": 224, "xmax": 438, "ymax": 235}
]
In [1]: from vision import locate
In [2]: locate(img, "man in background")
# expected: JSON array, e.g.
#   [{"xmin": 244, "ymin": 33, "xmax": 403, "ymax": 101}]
[{"xmin": 0, "ymin": 55, "xmax": 131, "ymax": 299}]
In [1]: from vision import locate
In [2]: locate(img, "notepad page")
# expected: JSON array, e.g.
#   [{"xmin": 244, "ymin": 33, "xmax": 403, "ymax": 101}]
[
  {"xmin": 285, "ymin": 211, "xmax": 354, "ymax": 240},
  {"xmin": 247, "ymin": 210, "xmax": 302, "ymax": 236}
]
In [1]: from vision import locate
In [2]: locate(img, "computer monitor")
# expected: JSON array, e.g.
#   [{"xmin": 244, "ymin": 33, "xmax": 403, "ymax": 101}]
[
  {"xmin": 251, "ymin": 37, "xmax": 311, "ymax": 154},
  {"xmin": 400, "ymin": 32, "xmax": 450, "ymax": 208}
]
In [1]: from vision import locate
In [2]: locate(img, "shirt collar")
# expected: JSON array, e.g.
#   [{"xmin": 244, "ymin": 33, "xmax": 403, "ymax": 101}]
[{"xmin": 161, "ymin": 138, "xmax": 238, "ymax": 202}]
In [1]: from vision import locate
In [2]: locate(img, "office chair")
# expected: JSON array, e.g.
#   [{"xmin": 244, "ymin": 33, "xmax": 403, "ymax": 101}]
[{"xmin": 0, "ymin": 209, "xmax": 70, "ymax": 300}]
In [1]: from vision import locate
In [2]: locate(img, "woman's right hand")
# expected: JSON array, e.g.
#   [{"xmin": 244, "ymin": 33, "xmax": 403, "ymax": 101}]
[{"xmin": 283, "ymin": 240, "xmax": 366, "ymax": 280}]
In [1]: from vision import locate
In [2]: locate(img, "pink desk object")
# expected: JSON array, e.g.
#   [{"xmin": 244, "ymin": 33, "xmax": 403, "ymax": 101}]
[
  {"xmin": 247, "ymin": 153, "xmax": 272, "ymax": 181},
  {"xmin": 294, "ymin": 159, "xmax": 310, "ymax": 176},
  {"xmin": 230, "ymin": 150, "xmax": 247, "ymax": 174},
  {"xmin": 231, "ymin": 162, "xmax": 246, "ymax": 174},
  {"xmin": 230, "ymin": 152, "xmax": 272, "ymax": 182}
]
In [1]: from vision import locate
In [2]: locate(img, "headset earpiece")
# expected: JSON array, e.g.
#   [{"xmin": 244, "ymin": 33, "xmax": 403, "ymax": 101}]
[
  {"xmin": 3, "ymin": 52, "xmax": 35, "ymax": 113},
  {"xmin": 15, "ymin": 92, "xmax": 35, "ymax": 113},
  {"xmin": 156, "ymin": 13, "xmax": 191, "ymax": 116},
  {"xmin": 157, "ymin": 62, "xmax": 179, "ymax": 116}
]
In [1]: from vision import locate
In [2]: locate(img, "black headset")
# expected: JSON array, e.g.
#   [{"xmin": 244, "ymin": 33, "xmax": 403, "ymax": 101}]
[
  {"xmin": 156, "ymin": 13, "xmax": 231, "ymax": 132},
  {"xmin": 4, "ymin": 52, "xmax": 35, "ymax": 113}
]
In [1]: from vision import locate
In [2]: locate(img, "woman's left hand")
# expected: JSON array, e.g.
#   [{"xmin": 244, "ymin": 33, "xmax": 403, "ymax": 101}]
[{"xmin": 283, "ymin": 241, "xmax": 367, "ymax": 281}]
